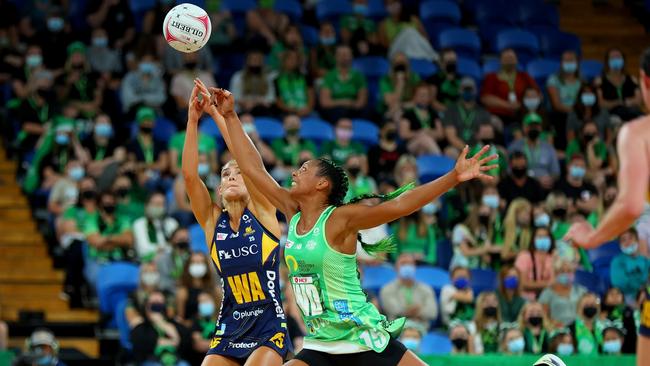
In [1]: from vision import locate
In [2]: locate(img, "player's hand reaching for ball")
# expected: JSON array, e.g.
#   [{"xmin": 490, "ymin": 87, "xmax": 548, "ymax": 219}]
[
  {"xmin": 211, "ymin": 88, "xmax": 236, "ymax": 117},
  {"xmin": 564, "ymin": 221, "xmax": 596, "ymax": 249},
  {"xmin": 188, "ymin": 83, "xmax": 210, "ymax": 123},
  {"xmin": 454, "ymin": 145, "xmax": 499, "ymax": 182}
]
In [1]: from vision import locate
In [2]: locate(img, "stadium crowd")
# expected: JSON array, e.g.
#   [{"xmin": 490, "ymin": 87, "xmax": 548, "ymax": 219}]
[{"xmin": 0, "ymin": 0, "xmax": 648, "ymax": 365}]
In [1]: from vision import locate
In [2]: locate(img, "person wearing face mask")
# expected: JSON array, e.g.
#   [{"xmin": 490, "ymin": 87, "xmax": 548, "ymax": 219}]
[
  {"xmin": 320, "ymin": 117, "xmax": 367, "ymax": 166},
  {"xmin": 548, "ymin": 329, "xmax": 575, "ymax": 357},
  {"xmin": 155, "ymin": 228, "xmax": 192, "ymax": 291},
  {"xmin": 444, "ymin": 77, "xmax": 494, "ymax": 151},
  {"xmin": 610, "ymin": 228, "xmax": 650, "ymax": 302},
  {"xmin": 171, "ymin": 52, "xmax": 217, "ymax": 119},
  {"xmin": 82, "ymin": 191, "xmax": 134, "ymax": 287},
  {"xmin": 400, "ymin": 82, "xmax": 444, "ymax": 155},
  {"xmin": 599, "ymin": 287, "xmax": 638, "ymax": 354},
  {"xmin": 601, "ymin": 323, "xmax": 626, "ymax": 355},
  {"xmin": 521, "ymin": 87, "xmax": 543, "ymax": 115},
  {"xmin": 392, "ymin": 203, "xmax": 441, "ymax": 265},
  {"xmin": 367, "ymin": 122, "xmax": 408, "ymax": 181},
  {"xmin": 449, "ymin": 322, "xmax": 476, "ymax": 354},
  {"xmin": 191, "ymin": 291, "xmax": 221, "ymax": 357},
  {"xmin": 176, "ymin": 253, "xmax": 216, "ymax": 323},
  {"xmin": 473, "ymin": 291, "xmax": 502, "ymax": 354},
  {"xmin": 441, "ymin": 267, "xmax": 475, "ymax": 326},
  {"xmin": 397, "ymin": 321, "xmax": 425, "ymax": 354},
  {"xmin": 568, "ymin": 292, "xmax": 603, "ymax": 355},
  {"xmin": 497, "ymin": 266, "xmax": 526, "ymax": 322},
  {"xmin": 379, "ymin": 52, "xmax": 420, "ymax": 115},
  {"xmin": 380, "ymin": 254, "xmax": 438, "ymax": 331},
  {"xmin": 310, "ymin": 22, "xmax": 337, "ymax": 79},
  {"xmin": 83, "ymin": 113, "xmax": 128, "ymax": 177},
  {"xmin": 501, "ymin": 327, "xmax": 525, "ymax": 355},
  {"xmin": 566, "ymin": 121, "xmax": 611, "ymax": 182},
  {"xmin": 554, "ymin": 155, "xmax": 599, "ymax": 222},
  {"xmin": 468, "ymin": 123, "xmax": 508, "ymax": 180},
  {"xmin": 340, "ymin": 0, "xmax": 381, "ymax": 57},
  {"xmin": 12, "ymin": 45, "xmax": 45, "ymax": 100},
  {"xmin": 344, "ymin": 154, "xmax": 378, "ymax": 202},
  {"xmin": 498, "ymin": 152, "xmax": 545, "ymax": 206},
  {"xmin": 271, "ymin": 115, "xmax": 318, "ymax": 175},
  {"xmin": 450, "ymin": 203, "xmax": 502, "ymax": 270},
  {"xmin": 508, "ymin": 113, "xmax": 560, "ymax": 191},
  {"xmin": 36, "ymin": 8, "xmax": 73, "ymax": 70},
  {"xmin": 47, "ymin": 160, "xmax": 84, "ymax": 216},
  {"xmin": 86, "ymin": 0, "xmax": 136, "ymax": 51},
  {"xmin": 377, "ymin": 0, "xmax": 428, "ymax": 49},
  {"xmin": 319, "ymin": 44, "xmax": 369, "ymax": 122},
  {"xmin": 133, "ymin": 192, "xmax": 179, "ymax": 262},
  {"xmin": 566, "ymin": 84, "xmax": 612, "ymax": 144},
  {"xmin": 267, "ymin": 24, "xmax": 307, "ymax": 72},
  {"xmin": 229, "ymin": 49, "xmax": 277, "ymax": 116},
  {"xmin": 274, "ymin": 49, "xmax": 315, "ymax": 117},
  {"xmin": 13, "ymin": 328, "xmax": 66, "ymax": 366},
  {"xmin": 125, "ymin": 262, "xmax": 168, "ymax": 326},
  {"xmin": 120, "ymin": 54, "xmax": 166, "ymax": 115},
  {"xmin": 538, "ymin": 257, "xmax": 587, "ymax": 327},
  {"xmin": 428, "ymin": 49, "xmax": 461, "ymax": 110},
  {"xmin": 168, "ymin": 124, "xmax": 218, "ymax": 178},
  {"xmin": 481, "ymin": 48, "xmax": 539, "ymax": 125},
  {"xmin": 547, "ymin": 50, "xmax": 583, "ymax": 149},
  {"xmin": 545, "ymin": 191, "xmax": 571, "ymax": 240},
  {"xmin": 126, "ymin": 107, "xmax": 170, "ymax": 181},
  {"xmin": 518, "ymin": 301, "xmax": 550, "ymax": 354},
  {"xmin": 515, "ymin": 227, "xmax": 555, "ymax": 300},
  {"xmin": 59, "ymin": 42, "xmax": 101, "ymax": 118},
  {"xmin": 597, "ymin": 48, "xmax": 643, "ymax": 122},
  {"xmin": 86, "ymin": 28, "xmax": 122, "ymax": 74},
  {"xmin": 15, "ymin": 70, "xmax": 55, "ymax": 159}
]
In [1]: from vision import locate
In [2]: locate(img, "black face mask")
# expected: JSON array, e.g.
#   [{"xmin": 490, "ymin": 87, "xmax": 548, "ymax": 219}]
[
  {"xmin": 583, "ymin": 133, "xmax": 596, "ymax": 142},
  {"xmin": 528, "ymin": 316, "xmax": 543, "ymax": 327},
  {"xmin": 512, "ymin": 166, "xmax": 527, "ymax": 178},
  {"xmin": 185, "ymin": 61, "xmax": 197, "ymax": 69},
  {"xmin": 583, "ymin": 306, "xmax": 598, "ymax": 319},
  {"xmin": 36, "ymin": 88, "xmax": 52, "ymax": 100},
  {"xmin": 348, "ymin": 166, "xmax": 361, "ymax": 177},
  {"xmin": 480, "ymin": 138, "xmax": 494, "ymax": 145},
  {"xmin": 140, "ymin": 125, "xmax": 153, "ymax": 134},
  {"xmin": 385, "ymin": 131, "xmax": 397, "ymax": 141},
  {"xmin": 116, "ymin": 188, "xmax": 130, "ymax": 199},
  {"xmin": 601, "ymin": 303, "xmax": 615, "ymax": 313},
  {"xmin": 102, "ymin": 204, "xmax": 116, "ymax": 214},
  {"xmin": 71, "ymin": 63, "xmax": 85, "ymax": 70},
  {"xmin": 483, "ymin": 306, "xmax": 498, "ymax": 317},
  {"xmin": 81, "ymin": 190, "xmax": 97, "ymax": 200},
  {"xmin": 248, "ymin": 65, "xmax": 262, "ymax": 74},
  {"xmin": 479, "ymin": 214, "xmax": 490, "ymax": 225},
  {"xmin": 393, "ymin": 64, "xmax": 407, "ymax": 73},
  {"xmin": 149, "ymin": 302, "xmax": 165, "ymax": 313},
  {"xmin": 552, "ymin": 208, "xmax": 567, "ymax": 218},
  {"xmin": 175, "ymin": 241, "xmax": 189, "ymax": 251},
  {"xmin": 445, "ymin": 62, "xmax": 457, "ymax": 74},
  {"xmin": 451, "ymin": 338, "xmax": 467, "ymax": 350},
  {"xmin": 527, "ymin": 129, "xmax": 541, "ymax": 141}
]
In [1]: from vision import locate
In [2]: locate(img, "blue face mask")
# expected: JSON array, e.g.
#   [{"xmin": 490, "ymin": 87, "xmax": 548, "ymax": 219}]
[
  {"xmin": 603, "ymin": 339, "xmax": 622, "ymax": 354},
  {"xmin": 26, "ymin": 54, "xmax": 43, "ymax": 68},
  {"xmin": 399, "ymin": 264, "xmax": 416, "ymax": 280},
  {"xmin": 507, "ymin": 337, "xmax": 525, "ymax": 353},
  {"xmin": 503, "ymin": 276, "xmax": 518, "ymax": 290},
  {"xmin": 454, "ymin": 277, "xmax": 469, "ymax": 290},
  {"xmin": 534, "ymin": 236, "xmax": 552, "ymax": 252},
  {"xmin": 92, "ymin": 37, "xmax": 108, "ymax": 47},
  {"xmin": 523, "ymin": 97, "xmax": 540, "ymax": 111},
  {"xmin": 198, "ymin": 302, "xmax": 215, "ymax": 317},
  {"xmin": 401, "ymin": 337, "xmax": 420, "ymax": 351},
  {"xmin": 55, "ymin": 134, "xmax": 69, "ymax": 145},
  {"xmin": 422, "ymin": 202, "xmax": 438, "ymax": 215},
  {"xmin": 482, "ymin": 194, "xmax": 499, "ymax": 209},
  {"xmin": 556, "ymin": 273, "xmax": 574, "ymax": 285},
  {"xmin": 139, "ymin": 62, "xmax": 156, "ymax": 74},
  {"xmin": 198, "ymin": 163, "xmax": 210, "ymax": 177},
  {"xmin": 534, "ymin": 214, "xmax": 550, "ymax": 228},
  {"xmin": 36, "ymin": 354, "xmax": 54, "ymax": 366},
  {"xmin": 353, "ymin": 4, "xmax": 368, "ymax": 15},
  {"xmin": 569, "ymin": 165, "xmax": 586, "ymax": 179},
  {"xmin": 562, "ymin": 61, "xmax": 577, "ymax": 74},
  {"xmin": 461, "ymin": 89, "xmax": 475, "ymax": 102},
  {"xmin": 320, "ymin": 36, "xmax": 336, "ymax": 46},
  {"xmin": 68, "ymin": 166, "xmax": 84, "ymax": 181},
  {"xmin": 47, "ymin": 17, "xmax": 64, "ymax": 32},
  {"xmin": 621, "ymin": 242, "xmax": 638, "ymax": 255},
  {"xmin": 609, "ymin": 57, "xmax": 624, "ymax": 70},
  {"xmin": 94, "ymin": 123, "xmax": 113, "ymax": 138},
  {"xmin": 581, "ymin": 93, "xmax": 596, "ymax": 106},
  {"xmin": 557, "ymin": 343, "xmax": 574, "ymax": 356}
]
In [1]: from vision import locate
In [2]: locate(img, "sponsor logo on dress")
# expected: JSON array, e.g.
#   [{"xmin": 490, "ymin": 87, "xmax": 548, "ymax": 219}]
[
  {"xmin": 242, "ymin": 214, "xmax": 251, "ymax": 223},
  {"xmin": 228, "ymin": 341, "xmax": 258, "ymax": 349},
  {"xmin": 230, "ymin": 232, "xmax": 239, "ymax": 238},
  {"xmin": 209, "ymin": 337, "xmax": 222, "ymax": 349},
  {"xmin": 313, "ymin": 227, "xmax": 320, "ymax": 235},
  {"xmin": 218, "ymin": 221, "xmax": 227, "ymax": 228},
  {"xmin": 269, "ymin": 332, "xmax": 285, "ymax": 349},
  {"xmin": 266, "ymin": 270, "xmax": 285, "ymax": 319},
  {"xmin": 232, "ymin": 308, "xmax": 265, "ymax": 320},
  {"xmin": 214, "ymin": 323, "xmax": 226, "ymax": 336},
  {"xmin": 285, "ymin": 240, "xmax": 294, "ymax": 249},
  {"xmin": 227, "ymin": 272, "xmax": 266, "ymax": 304},
  {"xmin": 244, "ymin": 226, "xmax": 256, "ymax": 236},
  {"xmin": 219, "ymin": 244, "xmax": 258, "ymax": 260},
  {"xmin": 306, "ymin": 240, "xmax": 317, "ymax": 250},
  {"xmin": 216, "ymin": 233, "xmax": 228, "ymax": 241},
  {"xmin": 292, "ymin": 276, "xmax": 313, "ymax": 284}
]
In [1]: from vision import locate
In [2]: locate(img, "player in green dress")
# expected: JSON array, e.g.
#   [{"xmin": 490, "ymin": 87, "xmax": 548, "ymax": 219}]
[{"xmin": 210, "ymin": 87, "xmax": 497, "ymax": 365}]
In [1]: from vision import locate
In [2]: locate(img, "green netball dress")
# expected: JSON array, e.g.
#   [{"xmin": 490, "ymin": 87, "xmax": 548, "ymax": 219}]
[{"xmin": 284, "ymin": 206, "xmax": 405, "ymax": 354}]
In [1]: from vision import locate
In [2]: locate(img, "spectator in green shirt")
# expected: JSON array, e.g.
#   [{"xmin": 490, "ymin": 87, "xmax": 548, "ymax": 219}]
[
  {"xmin": 344, "ymin": 154, "xmax": 377, "ymax": 202},
  {"xmin": 274, "ymin": 49, "xmax": 315, "ymax": 117},
  {"xmin": 392, "ymin": 203, "xmax": 439, "ymax": 265},
  {"xmin": 113, "ymin": 173, "xmax": 146, "ymax": 222},
  {"xmin": 340, "ymin": 0, "xmax": 382, "ymax": 57},
  {"xmin": 267, "ymin": 24, "xmax": 307, "ymax": 71},
  {"xmin": 399, "ymin": 82, "xmax": 443, "ymax": 155},
  {"xmin": 83, "ymin": 191, "xmax": 134, "ymax": 286},
  {"xmin": 379, "ymin": 52, "xmax": 420, "ymax": 115},
  {"xmin": 271, "ymin": 114, "xmax": 317, "ymax": 169},
  {"xmin": 469, "ymin": 122, "xmax": 508, "ymax": 179},
  {"xmin": 320, "ymin": 117, "xmax": 366, "ymax": 166},
  {"xmin": 545, "ymin": 191, "xmax": 570, "ymax": 241},
  {"xmin": 565, "ymin": 120, "xmax": 609, "ymax": 180},
  {"xmin": 318, "ymin": 45, "xmax": 368, "ymax": 122},
  {"xmin": 444, "ymin": 77, "xmax": 493, "ymax": 152},
  {"xmin": 309, "ymin": 22, "xmax": 337, "ymax": 79},
  {"xmin": 428, "ymin": 48, "xmax": 461, "ymax": 111},
  {"xmin": 168, "ymin": 129, "xmax": 218, "ymax": 177}
]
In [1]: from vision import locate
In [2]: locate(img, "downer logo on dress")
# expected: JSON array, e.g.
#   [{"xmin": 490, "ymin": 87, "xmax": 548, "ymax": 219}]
[{"xmin": 219, "ymin": 244, "xmax": 259, "ymax": 260}]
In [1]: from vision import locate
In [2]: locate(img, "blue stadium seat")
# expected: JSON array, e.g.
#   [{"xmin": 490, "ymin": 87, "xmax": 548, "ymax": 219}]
[
  {"xmin": 415, "ymin": 266, "xmax": 450, "ymax": 294},
  {"xmin": 274, "ymin": 0, "xmax": 303, "ymax": 22},
  {"xmin": 518, "ymin": 3, "xmax": 559, "ymax": 28},
  {"xmin": 152, "ymin": 117, "xmax": 177, "ymax": 145},
  {"xmin": 189, "ymin": 223, "xmax": 208, "ymax": 254},
  {"xmin": 420, "ymin": 331, "xmax": 452, "ymax": 355},
  {"xmin": 496, "ymin": 29, "xmax": 540, "ymax": 65},
  {"xmin": 438, "ymin": 28, "xmax": 481, "ymax": 61},
  {"xmin": 176, "ymin": 0, "xmax": 205, "ymax": 6},
  {"xmin": 470, "ymin": 268, "xmax": 498, "ymax": 295},
  {"xmin": 475, "ymin": 2, "xmax": 517, "ymax": 27},
  {"xmin": 478, "ymin": 23, "xmax": 512, "ymax": 53},
  {"xmin": 526, "ymin": 59, "xmax": 560, "ymax": 88},
  {"xmin": 362, "ymin": 265, "xmax": 396, "ymax": 293},
  {"xmin": 580, "ymin": 59, "xmax": 604, "ymax": 82},
  {"xmin": 316, "ymin": 0, "xmax": 353, "ymax": 22},
  {"xmin": 199, "ymin": 116, "xmax": 222, "ymax": 139},
  {"xmin": 352, "ymin": 56, "xmax": 390, "ymax": 79},
  {"xmin": 539, "ymin": 31, "xmax": 581, "ymax": 59},
  {"xmin": 409, "ymin": 59, "xmax": 438, "ymax": 78},
  {"xmin": 96, "ymin": 262, "xmax": 139, "ymax": 316},
  {"xmin": 222, "ymin": 0, "xmax": 256, "ymax": 13},
  {"xmin": 436, "ymin": 239, "xmax": 453, "ymax": 269},
  {"xmin": 575, "ymin": 269, "xmax": 606, "ymax": 296},
  {"xmin": 420, "ymin": 1, "xmax": 461, "ymax": 41},
  {"xmin": 457, "ymin": 57, "xmax": 482, "ymax": 84},
  {"xmin": 115, "ymin": 298, "xmax": 133, "ymax": 351},
  {"xmin": 367, "ymin": 0, "xmax": 387, "ymax": 20},
  {"xmin": 300, "ymin": 117, "xmax": 334, "ymax": 144},
  {"xmin": 130, "ymin": 0, "xmax": 157, "ymax": 31},
  {"xmin": 588, "ymin": 240, "xmax": 621, "ymax": 262},
  {"xmin": 215, "ymin": 52, "xmax": 246, "ymax": 87},
  {"xmin": 254, "ymin": 116, "xmax": 284, "ymax": 142},
  {"xmin": 351, "ymin": 119, "xmax": 379, "ymax": 147},
  {"xmin": 416, "ymin": 155, "xmax": 455, "ymax": 183},
  {"xmin": 301, "ymin": 26, "xmax": 320, "ymax": 47}
]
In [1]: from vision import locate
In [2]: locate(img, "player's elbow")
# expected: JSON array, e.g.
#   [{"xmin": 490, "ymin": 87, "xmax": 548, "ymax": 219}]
[{"xmin": 624, "ymin": 201, "xmax": 644, "ymax": 219}]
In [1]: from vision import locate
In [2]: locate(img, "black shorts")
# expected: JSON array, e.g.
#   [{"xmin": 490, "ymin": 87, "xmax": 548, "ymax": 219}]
[{"xmin": 294, "ymin": 338, "xmax": 408, "ymax": 366}]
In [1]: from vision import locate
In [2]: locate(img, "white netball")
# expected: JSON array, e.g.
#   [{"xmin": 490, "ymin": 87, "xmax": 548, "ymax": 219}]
[{"xmin": 163, "ymin": 3, "xmax": 212, "ymax": 53}]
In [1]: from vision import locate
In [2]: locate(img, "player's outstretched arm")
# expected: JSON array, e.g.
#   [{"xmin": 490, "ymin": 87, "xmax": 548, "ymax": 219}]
[
  {"xmin": 337, "ymin": 145, "xmax": 498, "ymax": 231},
  {"xmin": 213, "ymin": 88, "xmax": 299, "ymax": 218},
  {"xmin": 182, "ymin": 85, "xmax": 214, "ymax": 229}
]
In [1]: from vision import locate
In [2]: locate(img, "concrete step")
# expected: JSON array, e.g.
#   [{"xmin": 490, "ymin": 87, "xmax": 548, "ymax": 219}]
[{"xmin": 8, "ymin": 337, "xmax": 99, "ymax": 358}]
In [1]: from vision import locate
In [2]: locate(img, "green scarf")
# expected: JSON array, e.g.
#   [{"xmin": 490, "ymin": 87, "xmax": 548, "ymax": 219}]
[{"xmin": 575, "ymin": 318, "xmax": 602, "ymax": 355}]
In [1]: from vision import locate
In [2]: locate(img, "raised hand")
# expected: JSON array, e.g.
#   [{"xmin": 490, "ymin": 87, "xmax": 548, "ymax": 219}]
[
  {"xmin": 454, "ymin": 145, "xmax": 499, "ymax": 182},
  {"xmin": 564, "ymin": 221, "xmax": 595, "ymax": 249},
  {"xmin": 187, "ymin": 83, "xmax": 210, "ymax": 123},
  {"xmin": 193, "ymin": 78, "xmax": 218, "ymax": 115},
  {"xmin": 211, "ymin": 87, "xmax": 236, "ymax": 117}
]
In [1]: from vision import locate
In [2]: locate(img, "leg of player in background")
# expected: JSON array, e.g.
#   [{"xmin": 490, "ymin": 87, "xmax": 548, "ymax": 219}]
[
  {"xmin": 201, "ymin": 354, "xmax": 241, "ymax": 366},
  {"xmin": 397, "ymin": 350, "xmax": 428, "ymax": 366},
  {"xmin": 639, "ymin": 337, "xmax": 650, "ymax": 366},
  {"xmin": 244, "ymin": 346, "xmax": 282, "ymax": 366}
]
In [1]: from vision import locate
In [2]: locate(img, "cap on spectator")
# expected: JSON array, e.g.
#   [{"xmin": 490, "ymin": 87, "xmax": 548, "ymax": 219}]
[
  {"xmin": 601, "ymin": 319, "xmax": 626, "ymax": 336},
  {"xmin": 523, "ymin": 113, "xmax": 542, "ymax": 126},
  {"xmin": 403, "ymin": 320, "xmax": 426, "ymax": 337},
  {"xmin": 54, "ymin": 117, "xmax": 74, "ymax": 133},
  {"xmin": 136, "ymin": 107, "xmax": 156, "ymax": 124},
  {"xmin": 29, "ymin": 329, "xmax": 57, "ymax": 347},
  {"xmin": 67, "ymin": 41, "xmax": 86, "ymax": 56},
  {"xmin": 459, "ymin": 77, "xmax": 476, "ymax": 91}
]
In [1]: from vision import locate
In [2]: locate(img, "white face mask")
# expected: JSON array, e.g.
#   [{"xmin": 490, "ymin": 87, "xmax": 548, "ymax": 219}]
[
  {"xmin": 141, "ymin": 272, "xmax": 160, "ymax": 286},
  {"xmin": 189, "ymin": 263, "xmax": 207, "ymax": 278}
]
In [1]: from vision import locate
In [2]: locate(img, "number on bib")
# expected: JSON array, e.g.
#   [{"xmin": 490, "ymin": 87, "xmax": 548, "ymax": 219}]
[
  {"xmin": 360, "ymin": 329, "xmax": 389, "ymax": 351},
  {"xmin": 291, "ymin": 276, "xmax": 324, "ymax": 318}
]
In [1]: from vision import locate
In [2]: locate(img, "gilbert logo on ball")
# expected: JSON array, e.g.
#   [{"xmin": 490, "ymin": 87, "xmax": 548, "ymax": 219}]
[{"xmin": 163, "ymin": 3, "xmax": 212, "ymax": 53}]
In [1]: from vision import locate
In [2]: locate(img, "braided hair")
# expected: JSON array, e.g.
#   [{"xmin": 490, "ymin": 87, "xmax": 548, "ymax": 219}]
[{"xmin": 315, "ymin": 158, "xmax": 415, "ymax": 255}]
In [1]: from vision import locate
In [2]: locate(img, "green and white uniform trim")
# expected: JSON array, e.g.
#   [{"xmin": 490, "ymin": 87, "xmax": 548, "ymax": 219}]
[{"xmin": 284, "ymin": 206, "xmax": 405, "ymax": 354}]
